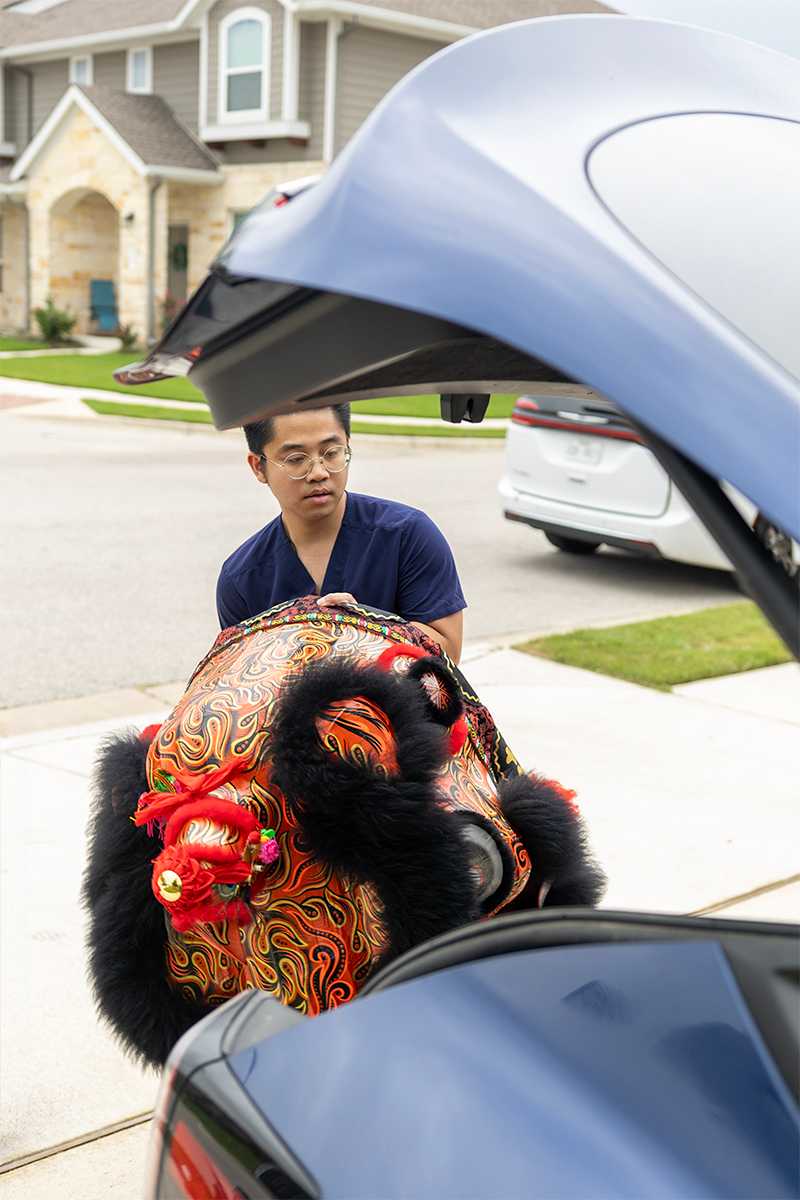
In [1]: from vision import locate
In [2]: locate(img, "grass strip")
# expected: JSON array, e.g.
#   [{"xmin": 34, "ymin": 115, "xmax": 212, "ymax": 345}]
[
  {"xmin": 0, "ymin": 352, "xmax": 517, "ymax": 416},
  {"xmin": 83, "ymin": 398, "xmax": 212, "ymax": 423},
  {"xmin": 2, "ymin": 353, "xmax": 204, "ymax": 401},
  {"xmin": 0, "ymin": 337, "xmax": 49, "ymax": 351},
  {"xmin": 83, "ymin": 398, "xmax": 507, "ymax": 437},
  {"xmin": 350, "ymin": 420, "xmax": 505, "ymax": 438},
  {"xmin": 516, "ymin": 602, "xmax": 792, "ymax": 691}
]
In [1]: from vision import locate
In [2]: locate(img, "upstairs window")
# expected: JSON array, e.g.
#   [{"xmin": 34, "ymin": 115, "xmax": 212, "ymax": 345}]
[
  {"xmin": 127, "ymin": 47, "xmax": 153, "ymax": 94},
  {"xmin": 69, "ymin": 55, "xmax": 93, "ymax": 86},
  {"xmin": 219, "ymin": 8, "xmax": 270, "ymax": 122}
]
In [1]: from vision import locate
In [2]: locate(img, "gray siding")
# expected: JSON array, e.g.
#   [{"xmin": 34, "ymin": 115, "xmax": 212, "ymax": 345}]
[
  {"xmin": 93, "ymin": 50, "xmax": 126, "ymax": 91},
  {"xmin": 8, "ymin": 68, "xmax": 29, "ymax": 149},
  {"xmin": 206, "ymin": 0, "xmax": 283, "ymax": 126},
  {"xmin": 298, "ymin": 20, "xmax": 324, "ymax": 162},
  {"xmin": 216, "ymin": 138, "xmax": 309, "ymax": 164},
  {"xmin": 4, "ymin": 66, "xmax": 16, "ymax": 146},
  {"xmin": 335, "ymin": 25, "xmax": 441, "ymax": 154},
  {"xmin": 30, "ymin": 58, "xmax": 69, "ymax": 136},
  {"xmin": 154, "ymin": 40, "xmax": 200, "ymax": 133}
]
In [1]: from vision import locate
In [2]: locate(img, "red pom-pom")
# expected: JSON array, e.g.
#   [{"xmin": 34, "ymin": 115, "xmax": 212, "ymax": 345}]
[
  {"xmin": 376, "ymin": 643, "xmax": 427, "ymax": 671},
  {"xmin": 139, "ymin": 723, "xmax": 162, "ymax": 744}
]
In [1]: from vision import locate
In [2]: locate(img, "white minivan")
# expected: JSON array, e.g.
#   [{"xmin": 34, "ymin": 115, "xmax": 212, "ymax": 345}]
[{"xmin": 499, "ymin": 388, "xmax": 737, "ymax": 570}]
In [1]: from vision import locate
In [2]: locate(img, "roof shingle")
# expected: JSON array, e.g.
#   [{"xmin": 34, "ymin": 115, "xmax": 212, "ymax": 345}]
[{"xmin": 74, "ymin": 85, "xmax": 220, "ymax": 172}]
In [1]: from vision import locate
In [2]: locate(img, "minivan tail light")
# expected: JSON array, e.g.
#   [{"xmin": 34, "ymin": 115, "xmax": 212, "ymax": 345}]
[
  {"xmin": 511, "ymin": 409, "xmax": 643, "ymax": 442},
  {"xmin": 511, "ymin": 397, "xmax": 540, "ymax": 426}
]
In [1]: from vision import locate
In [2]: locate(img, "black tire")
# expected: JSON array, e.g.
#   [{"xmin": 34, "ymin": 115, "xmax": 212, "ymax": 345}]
[{"xmin": 544, "ymin": 532, "xmax": 601, "ymax": 555}]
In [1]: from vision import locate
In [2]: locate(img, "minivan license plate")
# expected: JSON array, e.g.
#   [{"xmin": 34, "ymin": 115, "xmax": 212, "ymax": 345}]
[{"xmin": 565, "ymin": 435, "xmax": 603, "ymax": 466}]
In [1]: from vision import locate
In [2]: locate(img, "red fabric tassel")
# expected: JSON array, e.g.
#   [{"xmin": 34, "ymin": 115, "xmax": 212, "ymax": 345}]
[
  {"xmin": 162, "ymin": 796, "xmax": 260, "ymax": 853},
  {"xmin": 134, "ymin": 761, "xmax": 242, "ymax": 829}
]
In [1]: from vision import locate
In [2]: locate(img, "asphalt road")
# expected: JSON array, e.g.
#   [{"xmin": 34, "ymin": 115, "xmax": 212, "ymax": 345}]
[{"xmin": 1, "ymin": 411, "xmax": 739, "ymax": 708}]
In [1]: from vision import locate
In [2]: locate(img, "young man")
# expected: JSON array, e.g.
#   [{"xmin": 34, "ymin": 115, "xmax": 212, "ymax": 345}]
[{"xmin": 216, "ymin": 404, "xmax": 466, "ymax": 661}]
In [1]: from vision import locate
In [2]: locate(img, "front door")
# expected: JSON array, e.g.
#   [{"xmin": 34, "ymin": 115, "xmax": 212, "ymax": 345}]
[{"xmin": 166, "ymin": 225, "xmax": 189, "ymax": 326}]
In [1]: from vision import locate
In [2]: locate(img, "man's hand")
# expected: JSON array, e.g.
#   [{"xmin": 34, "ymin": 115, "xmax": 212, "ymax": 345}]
[{"xmin": 317, "ymin": 592, "xmax": 357, "ymax": 609}]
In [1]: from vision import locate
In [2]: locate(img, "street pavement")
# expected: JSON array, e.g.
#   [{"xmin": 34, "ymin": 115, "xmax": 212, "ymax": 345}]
[
  {"xmin": 1, "ymin": 647, "xmax": 797, "ymax": 1196},
  {"xmin": 1, "ymin": 396, "xmax": 740, "ymax": 708}
]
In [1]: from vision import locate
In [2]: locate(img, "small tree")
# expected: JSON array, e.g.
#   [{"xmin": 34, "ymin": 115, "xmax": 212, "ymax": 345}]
[{"xmin": 34, "ymin": 297, "xmax": 77, "ymax": 345}]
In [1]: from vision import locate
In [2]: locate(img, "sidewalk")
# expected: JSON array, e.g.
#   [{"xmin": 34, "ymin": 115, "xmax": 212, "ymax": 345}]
[{"xmin": 1, "ymin": 646, "xmax": 797, "ymax": 1196}]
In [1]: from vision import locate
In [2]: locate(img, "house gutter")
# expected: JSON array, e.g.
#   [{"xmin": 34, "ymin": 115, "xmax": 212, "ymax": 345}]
[{"xmin": 147, "ymin": 176, "xmax": 164, "ymax": 345}]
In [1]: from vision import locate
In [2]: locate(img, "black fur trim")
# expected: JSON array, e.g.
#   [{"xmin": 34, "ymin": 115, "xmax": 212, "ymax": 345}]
[
  {"xmin": 270, "ymin": 659, "xmax": 479, "ymax": 960},
  {"xmin": 499, "ymin": 774, "xmax": 606, "ymax": 910},
  {"xmin": 405, "ymin": 656, "xmax": 464, "ymax": 728},
  {"xmin": 82, "ymin": 729, "xmax": 212, "ymax": 1067}
]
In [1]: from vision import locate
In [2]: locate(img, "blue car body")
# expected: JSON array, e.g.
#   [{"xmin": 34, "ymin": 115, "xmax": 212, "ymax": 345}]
[{"xmin": 229, "ymin": 940, "xmax": 797, "ymax": 1199}]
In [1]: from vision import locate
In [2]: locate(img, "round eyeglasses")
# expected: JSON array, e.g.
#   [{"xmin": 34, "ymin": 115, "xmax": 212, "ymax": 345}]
[{"xmin": 261, "ymin": 444, "xmax": 351, "ymax": 480}]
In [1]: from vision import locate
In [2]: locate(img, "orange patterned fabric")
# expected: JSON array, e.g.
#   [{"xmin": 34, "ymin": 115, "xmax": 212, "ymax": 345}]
[{"xmin": 146, "ymin": 597, "xmax": 531, "ymax": 1016}]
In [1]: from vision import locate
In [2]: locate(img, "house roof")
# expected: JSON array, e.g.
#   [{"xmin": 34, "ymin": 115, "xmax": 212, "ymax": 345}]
[
  {"xmin": 305, "ymin": 0, "xmax": 617, "ymax": 29},
  {"xmin": 0, "ymin": 0, "xmax": 190, "ymax": 52},
  {"xmin": 0, "ymin": 0, "xmax": 616, "ymax": 53},
  {"xmin": 10, "ymin": 84, "xmax": 220, "ymax": 181},
  {"xmin": 78, "ymin": 85, "xmax": 220, "ymax": 172}
]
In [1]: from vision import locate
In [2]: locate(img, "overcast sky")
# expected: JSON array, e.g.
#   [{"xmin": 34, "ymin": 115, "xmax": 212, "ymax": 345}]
[{"xmin": 615, "ymin": 0, "xmax": 800, "ymax": 58}]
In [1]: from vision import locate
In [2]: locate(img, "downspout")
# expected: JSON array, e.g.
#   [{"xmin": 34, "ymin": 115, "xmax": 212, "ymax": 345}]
[
  {"xmin": 146, "ymin": 176, "xmax": 164, "ymax": 345},
  {"xmin": 23, "ymin": 199, "xmax": 31, "ymax": 333},
  {"xmin": 323, "ymin": 19, "xmax": 342, "ymax": 164}
]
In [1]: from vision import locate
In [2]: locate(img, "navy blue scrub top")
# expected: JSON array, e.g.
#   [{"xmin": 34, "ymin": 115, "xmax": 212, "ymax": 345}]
[{"xmin": 216, "ymin": 492, "xmax": 467, "ymax": 629}]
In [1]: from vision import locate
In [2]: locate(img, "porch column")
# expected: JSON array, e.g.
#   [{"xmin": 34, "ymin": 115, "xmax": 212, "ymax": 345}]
[
  {"xmin": 117, "ymin": 179, "xmax": 151, "ymax": 339},
  {"xmin": 26, "ymin": 185, "xmax": 50, "ymax": 332},
  {"xmin": 148, "ymin": 179, "xmax": 169, "ymax": 344}
]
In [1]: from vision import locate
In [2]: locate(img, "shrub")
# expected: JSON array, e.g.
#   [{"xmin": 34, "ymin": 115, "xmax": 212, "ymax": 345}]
[
  {"xmin": 118, "ymin": 323, "xmax": 139, "ymax": 351},
  {"xmin": 34, "ymin": 297, "xmax": 77, "ymax": 345}
]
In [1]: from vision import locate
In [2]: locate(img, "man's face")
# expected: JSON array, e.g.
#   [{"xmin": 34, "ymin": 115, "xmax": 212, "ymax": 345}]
[{"xmin": 249, "ymin": 409, "xmax": 350, "ymax": 523}]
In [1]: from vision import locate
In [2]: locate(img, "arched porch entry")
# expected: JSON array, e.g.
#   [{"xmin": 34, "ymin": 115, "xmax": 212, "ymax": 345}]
[{"xmin": 48, "ymin": 188, "xmax": 119, "ymax": 335}]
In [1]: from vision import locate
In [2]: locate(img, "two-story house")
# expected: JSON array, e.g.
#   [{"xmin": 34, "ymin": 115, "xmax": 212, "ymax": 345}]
[{"xmin": 0, "ymin": 0, "xmax": 614, "ymax": 341}]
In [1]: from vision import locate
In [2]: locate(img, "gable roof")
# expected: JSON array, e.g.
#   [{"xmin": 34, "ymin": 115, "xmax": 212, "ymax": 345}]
[{"xmin": 10, "ymin": 84, "xmax": 221, "ymax": 181}]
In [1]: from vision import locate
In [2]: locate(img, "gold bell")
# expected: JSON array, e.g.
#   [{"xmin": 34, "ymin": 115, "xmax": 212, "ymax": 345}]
[{"xmin": 157, "ymin": 869, "xmax": 183, "ymax": 902}]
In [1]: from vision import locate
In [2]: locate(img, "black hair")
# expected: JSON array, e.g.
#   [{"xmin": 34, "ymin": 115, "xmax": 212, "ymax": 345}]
[{"xmin": 243, "ymin": 404, "xmax": 351, "ymax": 455}]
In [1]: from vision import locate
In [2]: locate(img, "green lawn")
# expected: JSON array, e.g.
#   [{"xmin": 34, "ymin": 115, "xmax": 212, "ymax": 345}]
[
  {"xmin": 83, "ymin": 397, "xmax": 507, "ymax": 436},
  {"xmin": 0, "ymin": 352, "xmax": 205, "ymax": 401},
  {"xmin": 0, "ymin": 352, "xmax": 516, "ymax": 417},
  {"xmin": 516, "ymin": 602, "xmax": 792, "ymax": 691},
  {"xmin": 0, "ymin": 336, "xmax": 49, "ymax": 351}
]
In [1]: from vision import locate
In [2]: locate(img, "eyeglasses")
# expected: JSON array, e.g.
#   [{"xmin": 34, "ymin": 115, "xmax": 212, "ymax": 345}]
[{"xmin": 261, "ymin": 444, "xmax": 351, "ymax": 480}]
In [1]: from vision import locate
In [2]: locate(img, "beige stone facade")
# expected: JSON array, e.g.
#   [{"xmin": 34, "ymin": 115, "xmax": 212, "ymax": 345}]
[
  {"xmin": 168, "ymin": 162, "xmax": 325, "ymax": 296},
  {"xmin": 0, "ymin": 201, "xmax": 27, "ymax": 331},
  {"xmin": 1, "ymin": 102, "xmax": 324, "ymax": 340}
]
